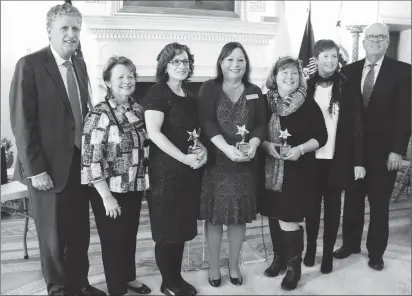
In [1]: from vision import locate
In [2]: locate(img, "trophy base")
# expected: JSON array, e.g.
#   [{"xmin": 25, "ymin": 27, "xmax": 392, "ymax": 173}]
[
  {"xmin": 280, "ymin": 145, "xmax": 291, "ymax": 158},
  {"xmin": 236, "ymin": 142, "xmax": 250, "ymax": 156}
]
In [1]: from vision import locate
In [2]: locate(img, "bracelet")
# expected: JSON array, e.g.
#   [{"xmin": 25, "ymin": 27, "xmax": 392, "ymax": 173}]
[{"xmin": 298, "ymin": 145, "xmax": 305, "ymax": 155}]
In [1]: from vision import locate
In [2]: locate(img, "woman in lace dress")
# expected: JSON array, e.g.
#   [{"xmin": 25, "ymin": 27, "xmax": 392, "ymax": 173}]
[{"xmin": 197, "ymin": 42, "xmax": 267, "ymax": 287}]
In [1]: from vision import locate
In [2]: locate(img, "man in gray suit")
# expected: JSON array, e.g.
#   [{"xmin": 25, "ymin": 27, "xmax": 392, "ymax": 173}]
[{"xmin": 9, "ymin": 3, "xmax": 105, "ymax": 295}]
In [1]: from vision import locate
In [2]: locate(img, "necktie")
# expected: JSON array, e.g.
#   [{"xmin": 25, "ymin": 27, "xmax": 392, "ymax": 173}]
[
  {"xmin": 63, "ymin": 61, "xmax": 82, "ymax": 148},
  {"xmin": 362, "ymin": 63, "xmax": 377, "ymax": 108}
]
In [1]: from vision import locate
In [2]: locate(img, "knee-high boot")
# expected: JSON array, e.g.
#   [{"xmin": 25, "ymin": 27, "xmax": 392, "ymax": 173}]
[
  {"xmin": 264, "ymin": 218, "xmax": 287, "ymax": 277},
  {"xmin": 281, "ymin": 226, "xmax": 304, "ymax": 291},
  {"xmin": 304, "ymin": 220, "xmax": 318, "ymax": 267}
]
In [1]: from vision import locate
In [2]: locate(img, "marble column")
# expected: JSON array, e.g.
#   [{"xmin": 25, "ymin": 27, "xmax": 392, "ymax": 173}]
[{"xmin": 346, "ymin": 25, "xmax": 366, "ymax": 62}]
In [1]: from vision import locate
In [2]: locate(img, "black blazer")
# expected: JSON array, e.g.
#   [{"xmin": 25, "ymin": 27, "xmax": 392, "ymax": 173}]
[
  {"xmin": 196, "ymin": 79, "xmax": 267, "ymax": 165},
  {"xmin": 9, "ymin": 46, "xmax": 90, "ymax": 192},
  {"xmin": 341, "ymin": 56, "xmax": 411, "ymax": 169},
  {"xmin": 307, "ymin": 72, "xmax": 364, "ymax": 187}
]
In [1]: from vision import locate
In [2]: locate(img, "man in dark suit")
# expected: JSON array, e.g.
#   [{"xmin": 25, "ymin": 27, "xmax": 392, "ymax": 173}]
[
  {"xmin": 333, "ymin": 22, "xmax": 411, "ymax": 270},
  {"xmin": 9, "ymin": 3, "xmax": 105, "ymax": 296}
]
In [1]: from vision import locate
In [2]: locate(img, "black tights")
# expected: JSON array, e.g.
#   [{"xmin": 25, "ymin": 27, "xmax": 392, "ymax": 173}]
[{"xmin": 155, "ymin": 242, "xmax": 185, "ymax": 287}]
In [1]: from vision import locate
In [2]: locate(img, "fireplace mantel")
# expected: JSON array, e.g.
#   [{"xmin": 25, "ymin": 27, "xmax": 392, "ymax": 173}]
[{"xmin": 79, "ymin": 1, "xmax": 278, "ymax": 104}]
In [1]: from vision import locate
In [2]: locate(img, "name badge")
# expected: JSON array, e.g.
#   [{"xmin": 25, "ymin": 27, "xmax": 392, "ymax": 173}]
[{"xmin": 246, "ymin": 94, "xmax": 259, "ymax": 100}]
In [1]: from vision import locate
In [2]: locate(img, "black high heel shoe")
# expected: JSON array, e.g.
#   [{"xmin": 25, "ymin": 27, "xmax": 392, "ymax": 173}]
[
  {"xmin": 228, "ymin": 262, "xmax": 243, "ymax": 286},
  {"xmin": 208, "ymin": 277, "xmax": 221, "ymax": 287}
]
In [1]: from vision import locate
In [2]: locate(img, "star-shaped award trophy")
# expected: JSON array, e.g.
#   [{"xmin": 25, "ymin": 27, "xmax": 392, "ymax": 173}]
[
  {"xmin": 187, "ymin": 128, "xmax": 201, "ymax": 156},
  {"xmin": 236, "ymin": 124, "xmax": 250, "ymax": 156},
  {"xmin": 279, "ymin": 129, "xmax": 292, "ymax": 157}
]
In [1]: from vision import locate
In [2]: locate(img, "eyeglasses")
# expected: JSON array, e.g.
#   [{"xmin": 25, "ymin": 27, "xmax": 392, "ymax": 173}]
[
  {"xmin": 169, "ymin": 59, "xmax": 190, "ymax": 67},
  {"xmin": 365, "ymin": 34, "xmax": 388, "ymax": 42}
]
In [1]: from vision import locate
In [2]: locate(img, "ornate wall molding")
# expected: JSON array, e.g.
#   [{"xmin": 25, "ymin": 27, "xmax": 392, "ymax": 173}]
[{"xmin": 88, "ymin": 28, "xmax": 273, "ymax": 44}]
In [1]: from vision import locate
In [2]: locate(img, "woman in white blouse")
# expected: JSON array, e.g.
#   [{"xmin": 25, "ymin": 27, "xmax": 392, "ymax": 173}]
[{"xmin": 303, "ymin": 40, "xmax": 365, "ymax": 274}]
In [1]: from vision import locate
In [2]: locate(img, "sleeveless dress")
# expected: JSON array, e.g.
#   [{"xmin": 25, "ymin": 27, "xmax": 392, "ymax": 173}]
[{"xmin": 199, "ymin": 90, "xmax": 257, "ymax": 225}]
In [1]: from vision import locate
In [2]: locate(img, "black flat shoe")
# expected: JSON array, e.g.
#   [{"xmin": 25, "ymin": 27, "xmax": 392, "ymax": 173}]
[
  {"xmin": 229, "ymin": 275, "xmax": 243, "ymax": 286},
  {"xmin": 228, "ymin": 262, "xmax": 243, "ymax": 286},
  {"xmin": 333, "ymin": 247, "xmax": 361, "ymax": 259},
  {"xmin": 127, "ymin": 283, "xmax": 151, "ymax": 294},
  {"xmin": 160, "ymin": 284, "xmax": 182, "ymax": 296},
  {"xmin": 208, "ymin": 277, "xmax": 221, "ymax": 287}
]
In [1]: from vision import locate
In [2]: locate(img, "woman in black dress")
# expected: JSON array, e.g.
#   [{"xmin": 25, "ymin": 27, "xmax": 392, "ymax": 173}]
[
  {"xmin": 142, "ymin": 43, "xmax": 207, "ymax": 296},
  {"xmin": 197, "ymin": 42, "xmax": 267, "ymax": 287},
  {"xmin": 259, "ymin": 57, "xmax": 327, "ymax": 290}
]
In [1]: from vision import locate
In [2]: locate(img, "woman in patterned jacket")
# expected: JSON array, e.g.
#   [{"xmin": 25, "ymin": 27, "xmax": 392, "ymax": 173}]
[{"xmin": 81, "ymin": 56, "xmax": 151, "ymax": 296}]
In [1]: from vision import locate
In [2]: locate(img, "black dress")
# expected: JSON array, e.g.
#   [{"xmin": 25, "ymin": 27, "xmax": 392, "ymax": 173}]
[
  {"xmin": 199, "ymin": 91, "xmax": 257, "ymax": 225},
  {"xmin": 141, "ymin": 82, "xmax": 201, "ymax": 243},
  {"xmin": 258, "ymin": 98, "xmax": 328, "ymax": 222}
]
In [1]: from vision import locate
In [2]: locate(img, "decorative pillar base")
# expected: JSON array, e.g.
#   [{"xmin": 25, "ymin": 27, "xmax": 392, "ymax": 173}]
[{"xmin": 346, "ymin": 25, "xmax": 367, "ymax": 62}]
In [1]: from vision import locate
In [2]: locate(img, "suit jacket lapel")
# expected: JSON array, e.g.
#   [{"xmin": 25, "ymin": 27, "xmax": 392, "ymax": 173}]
[
  {"xmin": 44, "ymin": 46, "xmax": 74, "ymax": 119},
  {"xmin": 72, "ymin": 56, "xmax": 89, "ymax": 119},
  {"xmin": 353, "ymin": 59, "xmax": 365, "ymax": 94},
  {"xmin": 369, "ymin": 56, "xmax": 390, "ymax": 102}
]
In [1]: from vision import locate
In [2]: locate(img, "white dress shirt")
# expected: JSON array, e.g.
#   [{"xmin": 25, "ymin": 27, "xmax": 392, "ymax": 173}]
[
  {"xmin": 50, "ymin": 45, "xmax": 83, "ymax": 116},
  {"xmin": 314, "ymin": 85, "xmax": 339, "ymax": 159},
  {"xmin": 361, "ymin": 55, "xmax": 384, "ymax": 91}
]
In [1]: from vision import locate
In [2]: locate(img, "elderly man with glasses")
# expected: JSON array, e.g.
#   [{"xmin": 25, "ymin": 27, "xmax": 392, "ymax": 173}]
[{"xmin": 333, "ymin": 22, "xmax": 411, "ymax": 271}]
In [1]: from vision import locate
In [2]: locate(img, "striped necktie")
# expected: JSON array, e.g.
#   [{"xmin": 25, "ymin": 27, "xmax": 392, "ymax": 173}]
[
  {"xmin": 63, "ymin": 61, "xmax": 82, "ymax": 148},
  {"xmin": 362, "ymin": 63, "xmax": 377, "ymax": 108}
]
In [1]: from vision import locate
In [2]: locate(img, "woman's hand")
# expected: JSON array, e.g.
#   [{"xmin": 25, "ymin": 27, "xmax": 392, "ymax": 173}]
[
  {"xmin": 262, "ymin": 141, "xmax": 281, "ymax": 159},
  {"xmin": 282, "ymin": 147, "xmax": 301, "ymax": 161},
  {"xmin": 183, "ymin": 154, "xmax": 202, "ymax": 169},
  {"xmin": 223, "ymin": 145, "xmax": 250, "ymax": 162},
  {"xmin": 102, "ymin": 195, "xmax": 122, "ymax": 219},
  {"xmin": 193, "ymin": 143, "xmax": 208, "ymax": 169},
  {"xmin": 247, "ymin": 138, "xmax": 261, "ymax": 159},
  {"xmin": 354, "ymin": 166, "xmax": 366, "ymax": 180}
]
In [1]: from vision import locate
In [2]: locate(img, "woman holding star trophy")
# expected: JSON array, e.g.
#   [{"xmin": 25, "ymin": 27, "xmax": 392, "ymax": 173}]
[
  {"xmin": 197, "ymin": 42, "xmax": 267, "ymax": 287},
  {"xmin": 142, "ymin": 42, "xmax": 207, "ymax": 296},
  {"xmin": 259, "ymin": 57, "xmax": 327, "ymax": 291}
]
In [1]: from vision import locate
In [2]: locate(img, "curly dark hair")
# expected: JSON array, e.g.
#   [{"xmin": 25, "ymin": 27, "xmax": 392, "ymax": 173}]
[
  {"xmin": 102, "ymin": 56, "xmax": 138, "ymax": 99},
  {"xmin": 155, "ymin": 42, "xmax": 195, "ymax": 83},
  {"xmin": 215, "ymin": 42, "xmax": 251, "ymax": 86}
]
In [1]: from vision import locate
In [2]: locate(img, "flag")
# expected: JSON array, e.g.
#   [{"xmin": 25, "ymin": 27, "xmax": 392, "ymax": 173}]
[
  {"xmin": 262, "ymin": 1, "xmax": 291, "ymax": 93},
  {"xmin": 64, "ymin": 0, "xmax": 84, "ymax": 59},
  {"xmin": 298, "ymin": 5, "xmax": 316, "ymax": 80},
  {"xmin": 335, "ymin": 1, "xmax": 349, "ymax": 69}
]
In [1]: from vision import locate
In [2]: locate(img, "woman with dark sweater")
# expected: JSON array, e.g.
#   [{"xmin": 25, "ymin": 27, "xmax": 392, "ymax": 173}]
[{"xmin": 303, "ymin": 39, "xmax": 365, "ymax": 273}]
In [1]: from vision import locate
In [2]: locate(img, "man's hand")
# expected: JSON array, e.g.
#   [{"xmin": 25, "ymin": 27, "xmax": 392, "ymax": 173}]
[
  {"xmin": 387, "ymin": 152, "xmax": 402, "ymax": 171},
  {"xmin": 31, "ymin": 172, "xmax": 54, "ymax": 191},
  {"xmin": 354, "ymin": 166, "xmax": 366, "ymax": 180}
]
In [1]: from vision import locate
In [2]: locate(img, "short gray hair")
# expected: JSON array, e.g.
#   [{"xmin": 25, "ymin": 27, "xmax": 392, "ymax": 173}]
[{"xmin": 46, "ymin": 3, "xmax": 82, "ymax": 29}]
